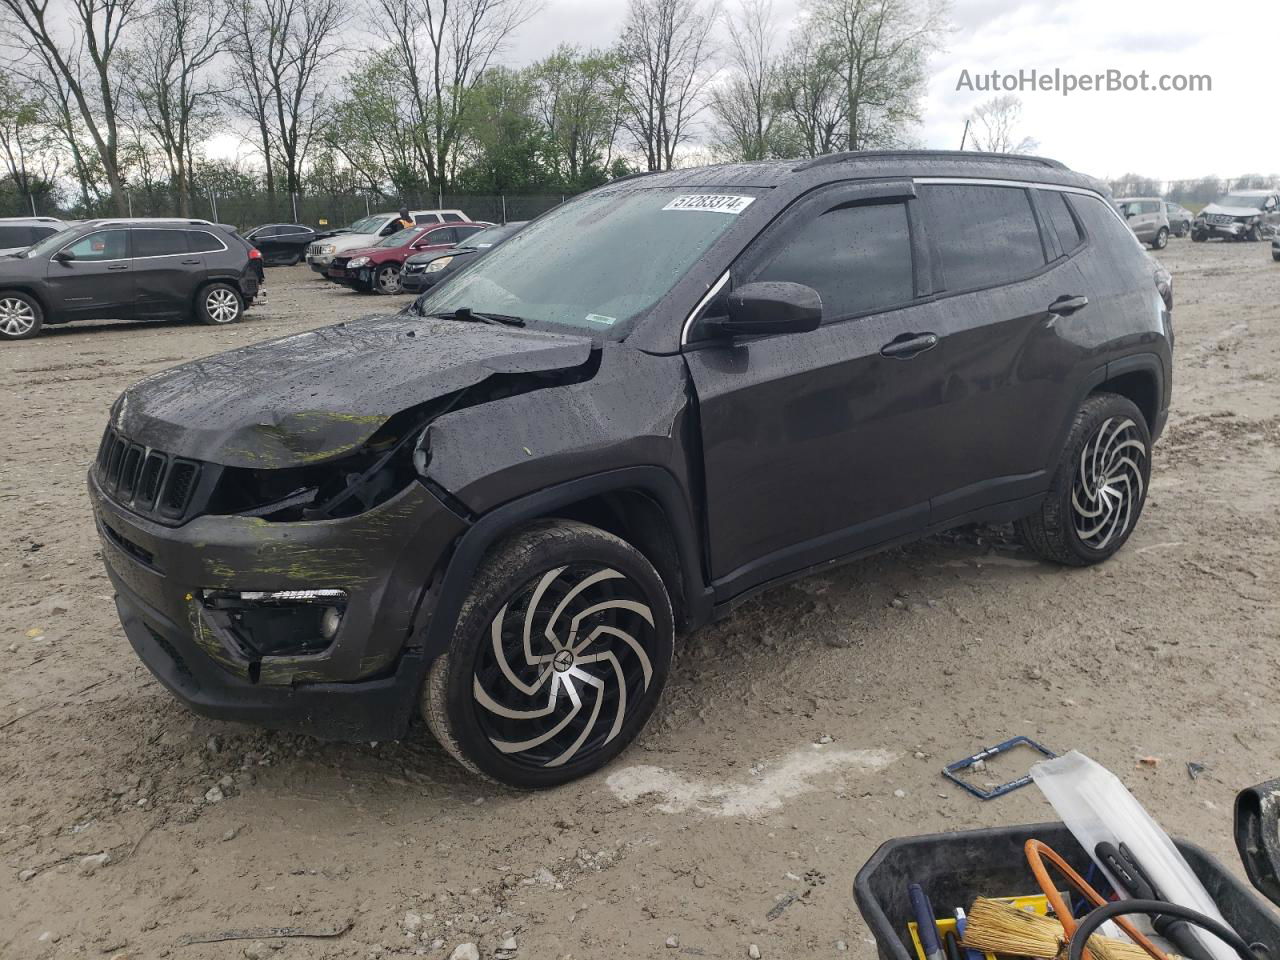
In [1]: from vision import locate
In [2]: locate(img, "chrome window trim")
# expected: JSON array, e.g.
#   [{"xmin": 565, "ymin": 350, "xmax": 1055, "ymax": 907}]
[
  {"xmin": 54, "ymin": 227, "xmax": 131, "ymax": 263},
  {"xmin": 679, "ymin": 269, "xmax": 730, "ymax": 346}
]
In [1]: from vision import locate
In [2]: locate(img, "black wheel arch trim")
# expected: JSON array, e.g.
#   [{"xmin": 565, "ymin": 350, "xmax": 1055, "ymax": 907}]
[{"xmin": 413, "ymin": 466, "xmax": 713, "ymax": 670}]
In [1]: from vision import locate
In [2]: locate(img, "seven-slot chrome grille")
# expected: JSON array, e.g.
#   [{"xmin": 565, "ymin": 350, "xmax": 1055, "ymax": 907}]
[{"xmin": 95, "ymin": 426, "xmax": 201, "ymax": 521}]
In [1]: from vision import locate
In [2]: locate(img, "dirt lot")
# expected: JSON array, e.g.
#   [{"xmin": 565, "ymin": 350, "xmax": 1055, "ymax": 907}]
[{"xmin": 2, "ymin": 241, "xmax": 1279, "ymax": 960}]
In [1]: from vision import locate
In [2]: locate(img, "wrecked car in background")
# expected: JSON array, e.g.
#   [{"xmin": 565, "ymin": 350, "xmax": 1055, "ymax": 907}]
[
  {"xmin": 1192, "ymin": 189, "xmax": 1280, "ymax": 242},
  {"xmin": 90, "ymin": 151, "xmax": 1172, "ymax": 788}
]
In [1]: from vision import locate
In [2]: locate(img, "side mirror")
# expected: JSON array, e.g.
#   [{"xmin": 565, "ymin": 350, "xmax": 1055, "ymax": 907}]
[
  {"xmin": 53, "ymin": 249, "xmax": 74, "ymax": 262},
  {"xmin": 704, "ymin": 281, "xmax": 822, "ymax": 338},
  {"xmin": 1235, "ymin": 778, "xmax": 1280, "ymax": 907}
]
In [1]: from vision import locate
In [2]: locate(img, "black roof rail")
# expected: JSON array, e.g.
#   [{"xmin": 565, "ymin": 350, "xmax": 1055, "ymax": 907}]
[{"xmin": 792, "ymin": 149, "xmax": 1067, "ymax": 173}]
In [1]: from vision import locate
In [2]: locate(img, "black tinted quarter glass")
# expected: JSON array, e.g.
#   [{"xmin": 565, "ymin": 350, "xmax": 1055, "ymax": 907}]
[
  {"xmin": 754, "ymin": 201, "xmax": 914, "ymax": 320},
  {"xmin": 1041, "ymin": 190, "xmax": 1083, "ymax": 253},
  {"xmin": 921, "ymin": 184, "xmax": 1046, "ymax": 291},
  {"xmin": 187, "ymin": 230, "xmax": 224, "ymax": 252},
  {"xmin": 133, "ymin": 229, "xmax": 190, "ymax": 257}
]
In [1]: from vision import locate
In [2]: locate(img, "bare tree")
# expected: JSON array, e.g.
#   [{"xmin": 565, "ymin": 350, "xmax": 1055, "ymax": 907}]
[
  {"xmin": 372, "ymin": 0, "xmax": 541, "ymax": 190},
  {"xmin": 122, "ymin": 0, "xmax": 224, "ymax": 214},
  {"xmin": 0, "ymin": 0, "xmax": 141, "ymax": 213},
  {"xmin": 775, "ymin": 19, "xmax": 847, "ymax": 158},
  {"xmin": 223, "ymin": 0, "xmax": 346, "ymax": 198},
  {"xmin": 0, "ymin": 74, "xmax": 60, "ymax": 213},
  {"xmin": 811, "ymin": 0, "xmax": 947, "ymax": 151},
  {"xmin": 709, "ymin": 0, "xmax": 780, "ymax": 161},
  {"xmin": 964, "ymin": 94, "xmax": 1037, "ymax": 154},
  {"xmin": 618, "ymin": 0, "xmax": 719, "ymax": 172}
]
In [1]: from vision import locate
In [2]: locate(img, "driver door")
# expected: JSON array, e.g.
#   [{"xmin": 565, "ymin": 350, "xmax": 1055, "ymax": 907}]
[
  {"xmin": 45, "ymin": 228, "xmax": 135, "ymax": 319},
  {"xmin": 683, "ymin": 182, "xmax": 942, "ymax": 597}
]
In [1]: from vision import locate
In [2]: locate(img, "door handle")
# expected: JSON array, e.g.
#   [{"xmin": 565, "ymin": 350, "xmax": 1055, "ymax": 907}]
[
  {"xmin": 181, "ymin": 258, "xmax": 201, "ymax": 265},
  {"xmin": 107, "ymin": 264, "xmax": 129, "ymax": 271},
  {"xmin": 1049, "ymin": 295, "xmax": 1089, "ymax": 315},
  {"xmin": 880, "ymin": 332, "xmax": 939, "ymax": 360}
]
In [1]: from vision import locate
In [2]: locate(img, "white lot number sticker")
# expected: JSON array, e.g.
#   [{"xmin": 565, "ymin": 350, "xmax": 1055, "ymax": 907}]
[{"xmin": 663, "ymin": 194, "xmax": 755, "ymax": 214}]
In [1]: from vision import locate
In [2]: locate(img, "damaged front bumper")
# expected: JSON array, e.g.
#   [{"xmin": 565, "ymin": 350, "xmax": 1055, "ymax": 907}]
[{"xmin": 90, "ymin": 473, "xmax": 467, "ymax": 740}]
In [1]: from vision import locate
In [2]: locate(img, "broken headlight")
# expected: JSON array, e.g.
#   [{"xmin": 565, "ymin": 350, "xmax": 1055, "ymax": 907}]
[
  {"xmin": 208, "ymin": 415, "xmax": 428, "ymax": 523},
  {"xmin": 200, "ymin": 589, "xmax": 347, "ymax": 658}
]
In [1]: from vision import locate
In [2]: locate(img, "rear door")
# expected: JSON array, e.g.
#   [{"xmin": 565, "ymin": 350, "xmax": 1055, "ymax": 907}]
[
  {"xmin": 44, "ymin": 228, "xmax": 134, "ymax": 319},
  {"xmin": 410, "ymin": 226, "xmax": 458, "ymax": 256},
  {"xmin": 911, "ymin": 181, "xmax": 1076, "ymax": 522},
  {"xmin": 131, "ymin": 227, "xmax": 200, "ymax": 316}
]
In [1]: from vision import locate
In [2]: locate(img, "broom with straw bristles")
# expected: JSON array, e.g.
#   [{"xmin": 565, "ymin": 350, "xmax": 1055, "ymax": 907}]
[{"xmin": 961, "ymin": 897, "xmax": 1182, "ymax": 960}]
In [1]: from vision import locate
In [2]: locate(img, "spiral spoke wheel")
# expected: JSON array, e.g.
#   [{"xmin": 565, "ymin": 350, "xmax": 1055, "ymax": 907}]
[
  {"xmin": 471, "ymin": 564, "xmax": 656, "ymax": 769},
  {"xmin": 205, "ymin": 288, "xmax": 240, "ymax": 323},
  {"xmin": 1070, "ymin": 416, "xmax": 1146, "ymax": 551}
]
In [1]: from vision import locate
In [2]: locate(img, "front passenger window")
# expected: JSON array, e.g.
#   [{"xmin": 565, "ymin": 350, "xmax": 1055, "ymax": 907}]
[
  {"xmin": 752, "ymin": 202, "xmax": 914, "ymax": 321},
  {"xmin": 63, "ymin": 229, "xmax": 129, "ymax": 261}
]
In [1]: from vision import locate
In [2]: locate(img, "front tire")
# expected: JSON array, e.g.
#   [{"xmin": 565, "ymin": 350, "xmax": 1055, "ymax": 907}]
[
  {"xmin": 423, "ymin": 520, "xmax": 674, "ymax": 788},
  {"xmin": 196, "ymin": 283, "xmax": 243, "ymax": 325},
  {"xmin": 0, "ymin": 291, "xmax": 43, "ymax": 340},
  {"xmin": 374, "ymin": 264, "xmax": 402, "ymax": 295},
  {"xmin": 1017, "ymin": 393, "xmax": 1151, "ymax": 567},
  {"xmin": 1191, "ymin": 229, "xmax": 1207, "ymax": 242},
  {"xmin": 1150, "ymin": 227, "xmax": 1168, "ymax": 250}
]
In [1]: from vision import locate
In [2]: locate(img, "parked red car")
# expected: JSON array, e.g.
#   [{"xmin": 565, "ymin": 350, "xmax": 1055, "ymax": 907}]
[{"xmin": 327, "ymin": 222, "xmax": 488, "ymax": 294}]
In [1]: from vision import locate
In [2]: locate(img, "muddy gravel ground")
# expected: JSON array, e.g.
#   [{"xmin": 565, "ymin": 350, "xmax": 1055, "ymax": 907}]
[{"xmin": 2, "ymin": 241, "xmax": 1279, "ymax": 960}]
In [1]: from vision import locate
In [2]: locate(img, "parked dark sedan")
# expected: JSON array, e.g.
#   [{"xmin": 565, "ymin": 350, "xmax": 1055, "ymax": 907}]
[
  {"xmin": 401, "ymin": 221, "xmax": 527, "ymax": 293},
  {"xmin": 245, "ymin": 224, "xmax": 335, "ymax": 266}
]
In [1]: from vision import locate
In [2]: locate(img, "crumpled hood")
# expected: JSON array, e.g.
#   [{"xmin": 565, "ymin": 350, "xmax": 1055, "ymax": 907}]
[
  {"xmin": 113, "ymin": 314, "xmax": 593, "ymax": 468},
  {"xmin": 1201, "ymin": 203, "xmax": 1262, "ymax": 218}
]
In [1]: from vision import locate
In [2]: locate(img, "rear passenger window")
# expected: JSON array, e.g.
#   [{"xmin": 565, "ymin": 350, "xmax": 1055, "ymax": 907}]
[
  {"xmin": 133, "ymin": 229, "xmax": 189, "ymax": 257},
  {"xmin": 753, "ymin": 202, "xmax": 914, "ymax": 321},
  {"xmin": 187, "ymin": 231, "xmax": 225, "ymax": 252},
  {"xmin": 920, "ymin": 184, "xmax": 1046, "ymax": 292},
  {"xmin": 442, "ymin": 213, "xmax": 464, "ymax": 222},
  {"xmin": 1040, "ymin": 190, "xmax": 1083, "ymax": 254},
  {"xmin": 414, "ymin": 214, "xmax": 441, "ymax": 224}
]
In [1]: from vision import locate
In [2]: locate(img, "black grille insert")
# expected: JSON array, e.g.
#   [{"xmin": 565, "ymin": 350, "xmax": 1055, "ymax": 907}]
[{"xmin": 95, "ymin": 426, "xmax": 205, "ymax": 523}]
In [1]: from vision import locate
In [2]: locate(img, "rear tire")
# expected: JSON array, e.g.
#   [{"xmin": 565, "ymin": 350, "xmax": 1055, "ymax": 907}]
[
  {"xmin": 423, "ymin": 520, "xmax": 674, "ymax": 788},
  {"xmin": 1017, "ymin": 392, "xmax": 1151, "ymax": 567},
  {"xmin": 0, "ymin": 290, "xmax": 43, "ymax": 340},
  {"xmin": 1150, "ymin": 227, "xmax": 1168, "ymax": 250},
  {"xmin": 196, "ymin": 283, "xmax": 243, "ymax": 325}
]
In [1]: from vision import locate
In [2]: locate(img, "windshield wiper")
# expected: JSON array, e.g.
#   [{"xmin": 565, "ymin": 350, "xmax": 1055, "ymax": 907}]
[{"xmin": 430, "ymin": 307, "xmax": 525, "ymax": 327}]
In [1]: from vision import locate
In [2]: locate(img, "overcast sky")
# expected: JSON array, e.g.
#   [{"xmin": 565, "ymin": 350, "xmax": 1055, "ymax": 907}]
[{"xmin": 506, "ymin": 0, "xmax": 1277, "ymax": 183}]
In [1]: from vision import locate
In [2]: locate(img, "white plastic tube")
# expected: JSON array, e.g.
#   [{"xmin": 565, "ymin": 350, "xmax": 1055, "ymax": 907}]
[{"xmin": 1030, "ymin": 750, "xmax": 1236, "ymax": 960}]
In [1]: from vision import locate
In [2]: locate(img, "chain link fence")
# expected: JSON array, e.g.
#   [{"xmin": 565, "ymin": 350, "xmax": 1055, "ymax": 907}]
[{"xmin": 0, "ymin": 190, "xmax": 574, "ymax": 229}]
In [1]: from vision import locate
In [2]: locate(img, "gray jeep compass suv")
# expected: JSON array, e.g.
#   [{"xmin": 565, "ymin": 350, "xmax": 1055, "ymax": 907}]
[
  {"xmin": 0, "ymin": 218, "xmax": 263, "ymax": 340},
  {"xmin": 90, "ymin": 152, "xmax": 1173, "ymax": 787}
]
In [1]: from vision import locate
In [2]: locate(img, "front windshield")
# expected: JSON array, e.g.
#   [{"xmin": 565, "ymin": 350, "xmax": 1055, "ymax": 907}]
[
  {"xmin": 347, "ymin": 215, "xmax": 386, "ymax": 233},
  {"xmin": 378, "ymin": 226, "xmax": 420, "ymax": 248},
  {"xmin": 415, "ymin": 188, "xmax": 758, "ymax": 331},
  {"xmin": 24, "ymin": 226, "xmax": 80, "ymax": 258},
  {"xmin": 1222, "ymin": 195, "xmax": 1264, "ymax": 209}
]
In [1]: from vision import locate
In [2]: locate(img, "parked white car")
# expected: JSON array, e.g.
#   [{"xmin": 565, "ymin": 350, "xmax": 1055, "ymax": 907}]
[
  {"xmin": 305, "ymin": 209, "xmax": 470, "ymax": 273},
  {"xmin": 0, "ymin": 216, "xmax": 71, "ymax": 256}
]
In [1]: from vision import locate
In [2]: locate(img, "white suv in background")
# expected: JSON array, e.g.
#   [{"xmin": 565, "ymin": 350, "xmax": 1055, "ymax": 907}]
[
  {"xmin": 306, "ymin": 209, "xmax": 470, "ymax": 273},
  {"xmin": 1114, "ymin": 198, "xmax": 1170, "ymax": 249},
  {"xmin": 0, "ymin": 217, "xmax": 71, "ymax": 255}
]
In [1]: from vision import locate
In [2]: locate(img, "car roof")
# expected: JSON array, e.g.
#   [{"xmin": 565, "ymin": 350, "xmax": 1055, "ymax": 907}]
[
  {"xmin": 595, "ymin": 151, "xmax": 1097, "ymax": 195},
  {"xmin": 0, "ymin": 216, "xmax": 64, "ymax": 224},
  {"xmin": 79, "ymin": 217, "xmax": 219, "ymax": 228}
]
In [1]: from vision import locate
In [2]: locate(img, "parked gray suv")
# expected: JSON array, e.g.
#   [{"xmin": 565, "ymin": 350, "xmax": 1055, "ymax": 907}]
[{"xmin": 1115, "ymin": 198, "xmax": 1170, "ymax": 249}]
